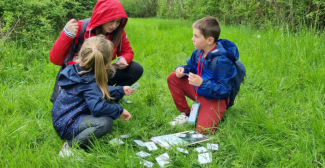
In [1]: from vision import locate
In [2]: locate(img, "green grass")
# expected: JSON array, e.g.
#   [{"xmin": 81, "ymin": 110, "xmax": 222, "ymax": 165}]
[{"xmin": 1, "ymin": 18, "xmax": 325, "ymax": 167}]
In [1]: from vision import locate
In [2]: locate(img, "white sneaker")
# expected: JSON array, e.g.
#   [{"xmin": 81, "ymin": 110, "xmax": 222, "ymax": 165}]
[
  {"xmin": 59, "ymin": 142, "xmax": 84, "ymax": 162},
  {"xmin": 169, "ymin": 113, "xmax": 189, "ymax": 126}
]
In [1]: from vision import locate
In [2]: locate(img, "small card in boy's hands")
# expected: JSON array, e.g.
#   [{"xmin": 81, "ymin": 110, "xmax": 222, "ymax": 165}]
[
  {"xmin": 130, "ymin": 82, "xmax": 140, "ymax": 90},
  {"xmin": 183, "ymin": 73, "xmax": 189, "ymax": 76}
]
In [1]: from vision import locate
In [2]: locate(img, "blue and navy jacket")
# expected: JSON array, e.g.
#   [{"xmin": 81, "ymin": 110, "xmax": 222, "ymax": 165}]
[
  {"xmin": 178, "ymin": 39, "xmax": 239, "ymax": 99},
  {"xmin": 51, "ymin": 64, "xmax": 125, "ymax": 140}
]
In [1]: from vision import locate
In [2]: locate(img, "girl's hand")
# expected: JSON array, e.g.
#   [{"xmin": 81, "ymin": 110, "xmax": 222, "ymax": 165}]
[
  {"xmin": 65, "ymin": 19, "xmax": 79, "ymax": 35},
  {"xmin": 119, "ymin": 109, "xmax": 131, "ymax": 122},
  {"xmin": 123, "ymin": 86, "xmax": 135, "ymax": 96},
  {"xmin": 175, "ymin": 67, "xmax": 185, "ymax": 78},
  {"xmin": 188, "ymin": 72, "xmax": 203, "ymax": 86},
  {"xmin": 116, "ymin": 57, "xmax": 129, "ymax": 69}
]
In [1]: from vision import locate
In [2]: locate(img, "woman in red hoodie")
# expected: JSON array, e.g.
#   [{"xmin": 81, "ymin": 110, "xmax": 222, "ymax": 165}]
[{"xmin": 50, "ymin": 0, "xmax": 143, "ymax": 98}]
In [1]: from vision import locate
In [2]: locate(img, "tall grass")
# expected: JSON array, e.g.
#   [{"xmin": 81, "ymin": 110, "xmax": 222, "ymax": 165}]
[{"xmin": 0, "ymin": 18, "xmax": 324, "ymax": 167}]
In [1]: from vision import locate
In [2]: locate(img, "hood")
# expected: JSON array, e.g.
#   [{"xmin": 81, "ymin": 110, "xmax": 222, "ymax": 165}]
[
  {"xmin": 58, "ymin": 64, "xmax": 94, "ymax": 88},
  {"xmin": 210, "ymin": 39, "xmax": 239, "ymax": 62},
  {"xmin": 87, "ymin": 0, "xmax": 128, "ymax": 31}
]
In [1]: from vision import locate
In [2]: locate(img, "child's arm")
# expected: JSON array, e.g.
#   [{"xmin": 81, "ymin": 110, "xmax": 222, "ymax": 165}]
[
  {"xmin": 83, "ymin": 85, "xmax": 124, "ymax": 119},
  {"xmin": 198, "ymin": 57, "xmax": 237, "ymax": 99}
]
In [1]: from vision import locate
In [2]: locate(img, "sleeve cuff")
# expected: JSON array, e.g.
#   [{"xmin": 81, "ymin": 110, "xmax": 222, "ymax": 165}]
[{"xmin": 63, "ymin": 27, "xmax": 76, "ymax": 38}]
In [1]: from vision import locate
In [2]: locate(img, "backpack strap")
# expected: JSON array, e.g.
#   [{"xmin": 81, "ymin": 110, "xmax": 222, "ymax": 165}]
[
  {"xmin": 211, "ymin": 56, "xmax": 229, "ymax": 108},
  {"xmin": 211, "ymin": 56, "xmax": 219, "ymax": 76},
  {"xmin": 63, "ymin": 18, "xmax": 91, "ymax": 67}
]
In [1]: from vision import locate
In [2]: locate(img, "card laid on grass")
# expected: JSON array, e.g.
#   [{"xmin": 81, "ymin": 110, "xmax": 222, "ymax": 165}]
[
  {"xmin": 151, "ymin": 131, "xmax": 211, "ymax": 149},
  {"xmin": 144, "ymin": 142, "xmax": 158, "ymax": 151}
]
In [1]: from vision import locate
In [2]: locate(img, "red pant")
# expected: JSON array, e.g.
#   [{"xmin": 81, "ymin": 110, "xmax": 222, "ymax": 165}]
[{"xmin": 167, "ymin": 72, "xmax": 227, "ymax": 134}]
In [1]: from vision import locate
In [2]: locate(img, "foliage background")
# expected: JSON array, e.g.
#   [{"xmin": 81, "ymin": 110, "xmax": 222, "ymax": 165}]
[{"xmin": 1, "ymin": 0, "xmax": 324, "ymax": 44}]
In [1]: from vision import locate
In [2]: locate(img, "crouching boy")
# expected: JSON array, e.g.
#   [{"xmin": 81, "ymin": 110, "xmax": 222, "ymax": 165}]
[{"xmin": 167, "ymin": 16, "xmax": 239, "ymax": 134}]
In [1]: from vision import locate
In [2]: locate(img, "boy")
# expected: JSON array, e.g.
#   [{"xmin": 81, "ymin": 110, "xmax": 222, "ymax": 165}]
[{"xmin": 167, "ymin": 16, "xmax": 239, "ymax": 134}]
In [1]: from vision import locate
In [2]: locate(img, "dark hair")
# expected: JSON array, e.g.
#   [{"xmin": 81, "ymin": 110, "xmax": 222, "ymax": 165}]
[
  {"xmin": 192, "ymin": 16, "xmax": 220, "ymax": 42},
  {"xmin": 92, "ymin": 18, "xmax": 126, "ymax": 47}
]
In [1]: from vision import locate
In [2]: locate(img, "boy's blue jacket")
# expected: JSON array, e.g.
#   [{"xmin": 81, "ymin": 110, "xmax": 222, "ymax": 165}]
[
  {"xmin": 178, "ymin": 39, "xmax": 238, "ymax": 99},
  {"xmin": 51, "ymin": 64, "xmax": 125, "ymax": 140}
]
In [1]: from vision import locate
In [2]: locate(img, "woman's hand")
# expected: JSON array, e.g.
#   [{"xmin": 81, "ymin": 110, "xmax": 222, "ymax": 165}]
[
  {"xmin": 65, "ymin": 19, "xmax": 79, "ymax": 35},
  {"xmin": 175, "ymin": 67, "xmax": 185, "ymax": 78},
  {"xmin": 116, "ymin": 57, "xmax": 129, "ymax": 69},
  {"xmin": 123, "ymin": 86, "xmax": 135, "ymax": 96},
  {"xmin": 119, "ymin": 109, "xmax": 131, "ymax": 122},
  {"xmin": 188, "ymin": 72, "xmax": 203, "ymax": 86}
]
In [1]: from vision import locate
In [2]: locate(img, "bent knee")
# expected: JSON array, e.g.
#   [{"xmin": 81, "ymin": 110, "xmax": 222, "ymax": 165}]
[
  {"xmin": 167, "ymin": 72, "xmax": 177, "ymax": 83},
  {"xmin": 96, "ymin": 117, "xmax": 113, "ymax": 136}
]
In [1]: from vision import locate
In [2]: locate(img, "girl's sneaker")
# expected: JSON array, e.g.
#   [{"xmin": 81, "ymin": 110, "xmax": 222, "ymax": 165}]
[{"xmin": 169, "ymin": 113, "xmax": 189, "ymax": 126}]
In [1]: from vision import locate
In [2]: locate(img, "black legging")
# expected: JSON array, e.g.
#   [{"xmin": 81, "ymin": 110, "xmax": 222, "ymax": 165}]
[
  {"xmin": 68, "ymin": 115, "xmax": 113, "ymax": 147},
  {"xmin": 108, "ymin": 61, "xmax": 143, "ymax": 86}
]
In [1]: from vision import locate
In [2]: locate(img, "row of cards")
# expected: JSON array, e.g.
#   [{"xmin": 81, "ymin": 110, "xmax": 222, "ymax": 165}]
[
  {"xmin": 109, "ymin": 136, "xmax": 159, "ymax": 151},
  {"xmin": 109, "ymin": 134, "xmax": 218, "ymax": 167}
]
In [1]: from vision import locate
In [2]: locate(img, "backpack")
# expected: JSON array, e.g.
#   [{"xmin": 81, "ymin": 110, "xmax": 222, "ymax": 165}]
[
  {"xmin": 50, "ymin": 18, "xmax": 91, "ymax": 103},
  {"xmin": 211, "ymin": 56, "xmax": 246, "ymax": 109}
]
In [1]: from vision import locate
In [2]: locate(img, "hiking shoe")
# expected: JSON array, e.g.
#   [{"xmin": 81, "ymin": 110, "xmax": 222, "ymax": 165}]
[
  {"xmin": 169, "ymin": 113, "xmax": 189, "ymax": 126},
  {"xmin": 59, "ymin": 142, "xmax": 84, "ymax": 162}
]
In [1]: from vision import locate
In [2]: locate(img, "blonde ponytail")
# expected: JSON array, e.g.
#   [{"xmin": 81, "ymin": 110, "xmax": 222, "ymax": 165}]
[{"xmin": 77, "ymin": 35, "xmax": 115, "ymax": 101}]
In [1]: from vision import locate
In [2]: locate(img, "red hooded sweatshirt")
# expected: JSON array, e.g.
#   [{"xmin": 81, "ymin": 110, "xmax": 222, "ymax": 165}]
[{"xmin": 49, "ymin": 0, "xmax": 134, "ymax": 66}]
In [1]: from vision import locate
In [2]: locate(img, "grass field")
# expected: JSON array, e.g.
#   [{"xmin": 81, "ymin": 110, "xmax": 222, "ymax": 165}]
[{"xmin": 1, "ymin": 18, "xmax": 325, "ymax": 167}]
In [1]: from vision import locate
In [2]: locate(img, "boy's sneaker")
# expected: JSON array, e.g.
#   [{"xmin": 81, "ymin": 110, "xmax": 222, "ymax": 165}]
[
  {"xmin": 59, "ymin": 142, "xmax": 84, "ymax": 162},
  {"xmin": 169, "ymin": 113, "xmax": 189, "ymax": 126}
]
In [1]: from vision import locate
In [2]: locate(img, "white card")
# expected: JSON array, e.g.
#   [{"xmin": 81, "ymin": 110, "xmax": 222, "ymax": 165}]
[
  {"xmin": 175, "ymin": 133, "xmax": 187, "ymax": 138},
  {"xmin": 120, "ymin": 134, "xmax": 130, "ymax": 138},
  {"xmin": 136, "ymin": 151, "xmax": 151, "ymax": 158},
  {"xmin": 194, "ymin": 147, "xmax": 208, "ymax": 153},
  {"xmin": 207, "ymin": 143, "xmax": 219, "ymax": 150},
  {"xmin": 140, "ymin": 160, "xmax": 154, "ymax": 168},
  {"xmin": 188, "ymin": 103, "xmax": 200, "ymax": 124},
  {"xmin": 145, "ymin": 142, "xmax": 158, "ymax": 151},
  {"xmin": 109, "ymin": 138, "xmax": 124, "ymax": 145},
  {"xmin": 134, "ymin": 140, "xmax": 146, "ymax": 147},
  {"xmin": 176, "ymin": 147, "xmax": 189, "ymax": 154},
  {"xmin": 192, "ymin": 134, "xmax": 203, "ymax": 138},
  {"xmin": 189, "ymin": 131, "xmax": 195, "ymax": 134},
  {"xmin": 198, "ymin": 152, "xmax": 212, "ymax": 164},
  {"xmin": 130, "ymin": 82, "xmax": 140, "ymax": 90},
  {"xmin": 155, "ymin": 153, "xmax": 170, "ymax": 167}
]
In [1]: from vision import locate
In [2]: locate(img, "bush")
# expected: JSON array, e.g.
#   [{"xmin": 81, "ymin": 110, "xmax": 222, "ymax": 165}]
[
  {"xmin": 0, "ymin": 0, "xmax": 96, "ymax": 44},
  {"xmin": 156, "ymin": 0, "xmax": 325, "ymax": 32},
  {"xmin": 119, "ymin": 0, "xmax": 158, "ymax": 18}
]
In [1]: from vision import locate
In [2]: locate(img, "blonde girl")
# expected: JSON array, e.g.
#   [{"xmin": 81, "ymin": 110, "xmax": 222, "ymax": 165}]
[{"xmin": 51, "ymin": 35, "xmax": 133, "ymax": 156}]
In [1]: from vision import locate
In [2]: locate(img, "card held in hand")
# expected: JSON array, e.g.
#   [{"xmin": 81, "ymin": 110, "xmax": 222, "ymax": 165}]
[{"xmin": 130, "ymin": 82, "xmax": 140, "ymax": 90}]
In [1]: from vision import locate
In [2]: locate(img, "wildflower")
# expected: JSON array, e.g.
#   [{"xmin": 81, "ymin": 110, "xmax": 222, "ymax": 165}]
[
  {"xmin": 257, "ymin": 35, "xmax": 261, "ymax": 38},
  {"xmin": 7, "ymin": 52, "xmax": 10, "ymax": 54},
  {"xmin": 4, "ymin": 54, "xmax": 6, "ymax": 56}
]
